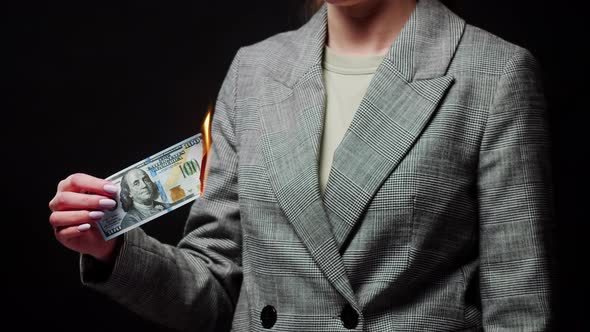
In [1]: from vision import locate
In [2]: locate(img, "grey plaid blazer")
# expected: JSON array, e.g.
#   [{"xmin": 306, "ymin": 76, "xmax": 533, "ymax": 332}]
[{"xmin": 81, "ymin": 0, "xmax": 554, "ymax": 330}]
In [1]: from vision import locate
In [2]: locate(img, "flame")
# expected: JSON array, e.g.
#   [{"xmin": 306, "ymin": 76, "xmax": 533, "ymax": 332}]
[{"xmin": 199, "ymin": 104, "xmax": 213, "ymax": 196}]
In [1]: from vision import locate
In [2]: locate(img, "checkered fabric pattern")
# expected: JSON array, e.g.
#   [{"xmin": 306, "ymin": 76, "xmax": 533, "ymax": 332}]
[{"xmin": 81, "ymin": 0, "xmax": 554, "ymax": 331}]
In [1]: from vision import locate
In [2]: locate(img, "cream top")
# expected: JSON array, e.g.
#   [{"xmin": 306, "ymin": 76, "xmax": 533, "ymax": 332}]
[{"xmin": 320, "ymin": 46, "xmax": 385, "ymax": 195}]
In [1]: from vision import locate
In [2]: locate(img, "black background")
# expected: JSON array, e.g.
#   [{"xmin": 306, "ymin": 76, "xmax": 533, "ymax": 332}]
[{"xmin": 9, "ymin": 0, "xmax": 587, "ymax": 331}]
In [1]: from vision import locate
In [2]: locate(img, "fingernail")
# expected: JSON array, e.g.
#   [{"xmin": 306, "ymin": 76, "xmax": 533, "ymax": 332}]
[
  {"xmin": 99, "ymin": 199, "xmax": 117, "ymax": 209},
  {"xmin": 103, "ymin": 184, "xmax": 118, "ymax": 194},
  {"xmin": 88, "ymin": 211, "xmax": 104, "ymax": 219},
  {"xmin": 77, "ymin": 223, "xmax": 91, "ymax": 231}
]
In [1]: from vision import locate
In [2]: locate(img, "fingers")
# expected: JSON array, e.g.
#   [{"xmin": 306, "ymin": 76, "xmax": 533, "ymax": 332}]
[
  {"xmin": 49, "ymin": 192, "xmax": 117, "ymax": 212},
  {"xmin": 56, "ymin": 173, "xmax": 118, "ymax": 196},
  {"xmin": 54, "ymin": 224, "xmax": 96, "ymax": 241},
  {"xmin": 49, "ymin": 173, "xmax": 117, "ymax": 249},
  {"xmin": 49, "ymin": 210, "xmax": 105, "ymax": 228}
]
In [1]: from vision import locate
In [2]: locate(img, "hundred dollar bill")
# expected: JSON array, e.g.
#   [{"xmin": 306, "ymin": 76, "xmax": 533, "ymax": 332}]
[{"xmin": 96, "ymin": 135, "xmax": 203, "ymax": 240}]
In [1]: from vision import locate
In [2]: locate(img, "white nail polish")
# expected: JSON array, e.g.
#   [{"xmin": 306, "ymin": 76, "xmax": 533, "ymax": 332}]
[
  {"xmin": 99, "ymin": 199, "xmax": 116, "ymax": 209},
  {"xmin": 77, "ymin": 224, "xmax": 91, "ymax": 231},
  {"xmin": 103, "ymin": 184, "xmax": 118, "ymax": 194},
  {"xmin": 89, "ymin": 211, "xmax": 104, "ymax": 219}
]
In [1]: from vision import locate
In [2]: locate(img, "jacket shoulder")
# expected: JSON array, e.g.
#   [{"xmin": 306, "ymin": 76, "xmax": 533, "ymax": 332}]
[
  {"xmin": 241, "ymin": 29, "xmax": 300, "ymax": 60},
  {"xmin": 450, "ymin": 23, "xmax": 539, "ymax": 77},
  {"xmin": 233, "ymin": 27, "xmax": 308, "ymax": 90}
]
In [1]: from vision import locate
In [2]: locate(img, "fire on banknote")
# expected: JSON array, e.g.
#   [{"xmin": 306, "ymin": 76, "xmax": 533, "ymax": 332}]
[{"xmin": 199, "ymin": 104, "xmax": 212, "ymax": 196}]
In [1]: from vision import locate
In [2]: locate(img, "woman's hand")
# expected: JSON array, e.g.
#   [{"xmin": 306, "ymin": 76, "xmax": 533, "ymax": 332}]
[{"xmin": 49, "ymin": 173, "xmax": 120, "ymax": 264}]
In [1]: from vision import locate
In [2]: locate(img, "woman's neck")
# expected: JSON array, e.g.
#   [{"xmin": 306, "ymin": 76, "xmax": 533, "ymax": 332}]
[{"xmin": 326, "ymin": 0, "xmax": 416, "ymax": 56}]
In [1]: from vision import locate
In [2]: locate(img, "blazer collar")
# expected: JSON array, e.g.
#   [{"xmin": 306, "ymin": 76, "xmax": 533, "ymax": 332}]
[
  {"xmin": 278, "ymin": 0, "xmax": 465, "ymax": 87},
  {"xmin": 258, "ymin": 0, "xmax": 465, "ymax": 307}
]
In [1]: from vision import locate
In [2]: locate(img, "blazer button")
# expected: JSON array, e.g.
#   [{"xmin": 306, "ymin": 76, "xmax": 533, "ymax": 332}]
[
  {"xmin": 260, "ymin": 305, "xmax": 277, "ymax": 329},
  {"xmin": 340, "ymin": 304, "xmax": 359, "ymax": 329}
]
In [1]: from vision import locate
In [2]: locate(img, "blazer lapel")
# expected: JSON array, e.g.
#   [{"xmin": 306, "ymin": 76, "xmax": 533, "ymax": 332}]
[
  {"xmin": 323, "ymin": 0, "xmax": 466, "ymax": 249},
  {"xmin": 258, "ymin": 6, "xmax": 359, "ymax": 308},
  {"xmin": 258, "ymin": 0, "xmax": 466, "ymax": 305}
]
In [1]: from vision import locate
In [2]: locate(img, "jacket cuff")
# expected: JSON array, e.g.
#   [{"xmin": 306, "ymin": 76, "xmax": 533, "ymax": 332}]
[{"xmin": 79, "ymin": 228, "xmax": 143, "ymax": 295}]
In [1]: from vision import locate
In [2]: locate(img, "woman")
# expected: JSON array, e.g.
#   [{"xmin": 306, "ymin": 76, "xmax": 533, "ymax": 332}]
[{"xmin": 48, "ymin": 0, "xmax": 554, "ymax": 330}]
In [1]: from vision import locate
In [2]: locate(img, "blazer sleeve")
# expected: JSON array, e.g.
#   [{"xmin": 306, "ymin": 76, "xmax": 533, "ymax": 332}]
[
  {"xmin": 79, "ymin": 48, "xmax": 244, "ymax": 332},
  {"xmin": 477, "ymin": 48, "xmax": 556, "ymax": 330}
]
